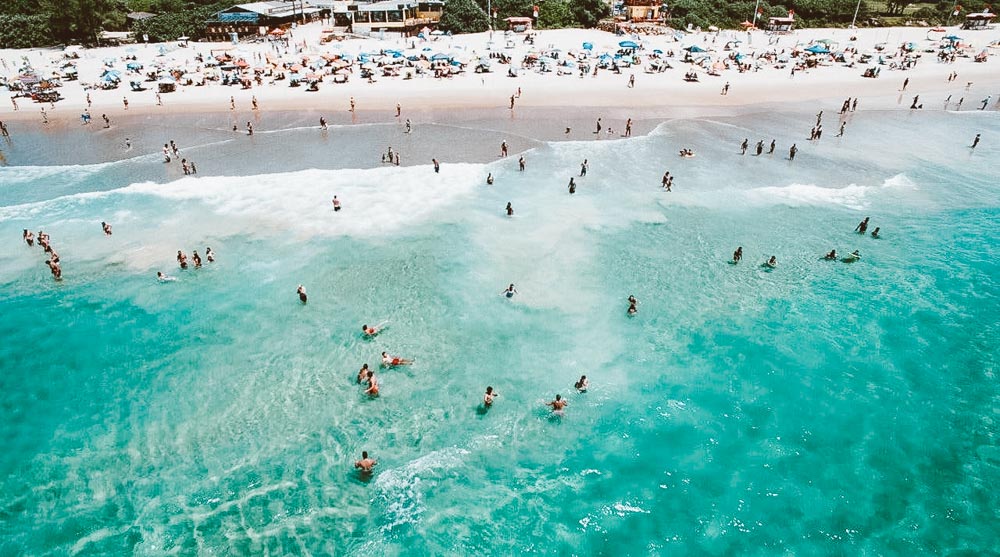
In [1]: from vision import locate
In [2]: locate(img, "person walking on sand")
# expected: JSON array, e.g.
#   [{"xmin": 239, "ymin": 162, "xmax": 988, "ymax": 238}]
[
  {"xmin": 740, "ymin": 138, "xmax": 748, "ymax": 155},
  {"xmin": 102, "ymin": 114, "xmax": 110, "ymax": 128},
  {"xmin": 595, "ymin": 118, "xmax": 602, "ymax": 134},
  {"xmin": 628, "ymin": 74, "xmax": 635, "ymax": 88},
  {"xmin": 721, "ymin": 81, "xmax": 730, "ymax": 95},
  {"xmin": 404, "ymin": 119, "xmax": 412, "ymax": 133},
  {"xmin": 230, "ymin": 96, "xmax": 235, "ymax": 110},
  {"xmin": 837, "ymin": 122, "xmax": 846, "ymax": 137},
  {"xmin": 320, "ymin": 116, "xmax": 327, "ymax": 130},
  {"xmin": 624, "ymin": 118, "xmax": 632, "ymax": 137},
  {"xmin": 246, "ymin": 122, "xmax": 253, "ymax": 135},
  {"xmin": 396, "ymin": 102, "xmax": 401, "ymax": 117},
  {"xmin": 123, "ymin": 97, "xmax": 128, "ymax": 110},
  {"xmin": 156, "ymin": 93, "xmax": 162, "ymax": 106},
  {"xmin": 11, "ymin": 97, "xmax": 18, "ymax": 110},
  {"xmin": 901, "ymin": 77, "xmax": 909, "ymax": 91},
  {"xmin": 981, "ymin": 96, "xmax": 992, "ymax": 110},
  {"xmin": 432, "ymin": 158, "xmax": 440, "ymax": 173},
  {"xmin": 500, "ymin": 141, "xmax": 508, "ymax": 157},
  {"xmin": 509, "ymin": 95, "xmax": 515, "ymax": 110},
  {"xmin": 350, "ymin": 97, "xmax": 355, "ymax": 112},
  {"xmin": 768, "ymin": 139, "xmax": 776, "ymax": 154},
  {"xmin": 518, "ymin": 156, "xmax": 525, "ymax": 171},
  {"xmin": 252, "ymin": 96, "xmax": 258, "ymax": 110}
]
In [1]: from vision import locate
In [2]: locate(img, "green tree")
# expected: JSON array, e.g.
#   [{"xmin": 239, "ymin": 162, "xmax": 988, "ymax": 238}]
[
  {"xmin": 40, "ymin": 0, "xmax": 125, "ymax": 43},
  {"xmin": 438, "ymin": 0, "xmax": 490, "ymax": 34},
  {"xmin": 537, "ymin": 0, "xmax": 574, "ymax": 28},
  {"xmin": 568, "ymin": 0, "xmax": 609, "ymax": 27}
]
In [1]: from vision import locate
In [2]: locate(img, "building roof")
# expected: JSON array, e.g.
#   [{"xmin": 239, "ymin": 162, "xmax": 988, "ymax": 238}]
[
  {"xmin": 126, "ymin": 11, "xmax": 157, "ymax": 20},
  {"xmin": 355, "ymin": 0, "xmax": 440, "ymax": 11}
]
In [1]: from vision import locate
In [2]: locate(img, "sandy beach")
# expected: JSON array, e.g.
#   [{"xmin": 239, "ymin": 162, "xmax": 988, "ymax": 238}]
[{"xmin": 3, "ymin": 24, "xmax": 999, "ymax": 125}]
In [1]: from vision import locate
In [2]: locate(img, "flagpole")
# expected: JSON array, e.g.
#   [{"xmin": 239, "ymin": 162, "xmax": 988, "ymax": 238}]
[{"xmin": 850, "ymin": 0, "xmax": 862, "ymax": 28}]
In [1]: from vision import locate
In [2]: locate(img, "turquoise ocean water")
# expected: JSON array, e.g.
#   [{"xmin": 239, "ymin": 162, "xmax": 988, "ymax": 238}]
[{"xmin": 1, "ymin": 108, "xmax": 998, "ymax": 555}]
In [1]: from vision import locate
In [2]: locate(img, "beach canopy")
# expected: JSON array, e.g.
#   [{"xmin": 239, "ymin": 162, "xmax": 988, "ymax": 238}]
[
  {"xmin": 582, "ymin": 42, "xmax": 593, "ymax": 50},
  {"xmin": 430, "ymin": 53, "xmax": 450, "ymax": 61},
  {"xmin": 805, "ymin": 45, "xmax": 830, "ymax": 54},
  {"xmin": 944, "ymin": 35, "xmax": 962, "ymax": 41},
  {"xmin": 126, "ymin": 61, "xmax": 143, "ymax": 70},
  {"xmin": 619, "ymin": 40, "xmax": 639, "ymax": 49},
  {"xmin": 684, "ymin": 45, "xmax": 706, "ymax": 53}
]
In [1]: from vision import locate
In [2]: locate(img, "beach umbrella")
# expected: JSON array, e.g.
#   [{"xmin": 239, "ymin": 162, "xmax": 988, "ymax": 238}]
[
  {"xmin": 684, "ymin": 45, "xmax": 706, "ymax": 53},
  {"xmin": 126, "ymin": 61, "xmax": 143, "ymax": 70},
  {"xmin": 653, "ymin": 49, "xmax": 663, "ymax": 54},
  {"xmin": 805, "ymin": 45, "xmax": 830, "ymax": 54},
  {"xmin": 582, "ymin": 42, "xmax": 593, "ymax": 51},
  {"xmin": 430, "ymin": 53, "xmax": 450, "ymax": 61},
  {"xmin": 619, "ymin": 40, "xmax": 640, "ymax": 49},
  {"xmin": 943, "ymin": 35, "xmax": 962, "ymax": 41}
]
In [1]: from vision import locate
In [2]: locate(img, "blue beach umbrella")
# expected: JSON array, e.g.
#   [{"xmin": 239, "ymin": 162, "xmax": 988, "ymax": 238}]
[
  {"xmin": 619, "ymin": 40, "xmax": 639, "ymax": 49},
  {"xmin": 430, "ymin": 53, "xmax": 450, "ymax": 61}
]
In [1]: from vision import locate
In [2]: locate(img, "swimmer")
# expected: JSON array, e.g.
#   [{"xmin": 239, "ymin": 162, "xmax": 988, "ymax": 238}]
[
  {"xmin": 357, "ymin": 364, "xmax": 371, "ymax": 383},
  {"xmin": 101, "ymin": 221, "xmax": 112, "ymax": 235},
  {"xmin": 23, "ymin": 229, "xmax": 34, "ymax": 246},
  {"xmin": 732, "ymin": 246, "xmax": 743, "ymax": 263},
  {"xmin": 764, "ymin": 256, "xmax": 777, "ymax": 268},
  {"xmin": 192, "ymin": 250, "xmax": 202, "ymax": 268},
  {"xmin": 824, "ymin": 249, "xmax": 837, "ymax": 260},
  {"xmin": 381, "ymin": 351, "xmax": 413, "ymax": 366},
  {"xmin": 205, "ymin": 247, "xmax": 215, "ymax": 262},
  {"xmin": 501, "ymin": 283, "xmax": 518, "ymax": 298},
  {"xmin": 364, "ymin": 371, "xmax": 379, "ymax": 396},
  {"xmin": 506, "ymin": 202, "xmax": 513, "ymax": 216},
  {"xmin": 871, "ymin": 227, "xmax": 880, "ymax": 238},
  {"xmin": 176, "ymin": 250, "xmax": 188, "ymax": 269},
  {"xmin": 156, "ymin": 271, "xmax": 176, "ymax": 282},
  {"xmin": 297, "ymin": 284, "xmax": 307, "ymax": 303},
  {"xmin": 546, "ymin": 394, "xmax": 568, "ymax": 414},
  {"xmin": 484, "ymin": 386, "xmax": 498, "ymax": 407},
  {"xmin": 355, "ymin": 451, "xmax": 377, "ymax": 473},
  {"xmin": 575, "ymin": 376, "xmax": 589, "ymax": 392},
  {"xmin": 627, "ymin": 295, "xmax": 638, "ymax": 315}
]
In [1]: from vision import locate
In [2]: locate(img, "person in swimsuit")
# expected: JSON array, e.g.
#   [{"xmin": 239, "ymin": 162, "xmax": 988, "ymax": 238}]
[
  {"xmin": 362, "ymin": 324, "xmax": 382, "ymax": 337},
  {"xmin": 733, "ymin": 247, "xmax": 743, "ymax": 263},
  {"xmin": 358, "ymin": 363, "xmax": 370, "ymax": 383},
  {"xmin": 297, "ymin": 285, "xmax": 307, "ymax": 303},
  {"xmin": 501, "ymin": 284, "xmax": 517, "ymax": 298},
  {"xmin": 575, "ymin": 376, "xmax": 589, "ymax": 392},
  {"xmin": 484, "ymin": 386, "xmax": 498, "ymax": 407},
  {"xmin": 365, "ymin": 371, "xmax": 379, "ymax": 396},
  {"xmin": 765, "ymin": 256, "xmax": 777, "ymax": 267},
  {"xmin": 627, "ymin": 295, "xmax": 637, "ymax": 315},
  {"xmin": 23, "ymin": 229, "xmax": 34, "ymax": 246},
  {"xmin": 332, "ymin": 196, "xmax": 341, "ymax": 211},
  {"xmin": 824, "ymin": 249, "xmax": 837, "ymax": 260},
  {"xmin": 486, "ymin": 173, "xmax": 494, "ymax": 185},
  {"xmin": 157, "ymin": 271, "xmax": 176, "ymax": 282},
  {"xmin": 355, "ymin": 451, "xmax": 377, "ymax": 473},
  {"xmin": 871, "ymin": 227, "xmax": 880, "ymax": 238},
  {"xmin": 506, "ymin": 202, "xmax": 513, "ymax": 216},
  {"xmin": 568, "ymin": 177, "xmax": 576, "ymax": 194},
  {"xmin": 547, "ymin": 394, "xmax": 568, "ymax": 413},
  {"xmin": 381, "ymin": 351, "xmax": 413, "ymax": 366},
  {"xmin": 192, "ymin": 250, "xmax": 202, "ymax": 268},
  {"xmin": 177, "ymin": 250, "xmax": 188, "ymax": 269},
  {"xmin": 206, "ymin": 247, "xmax": 215, "ymax": 262},
  {"xmin": 855, "ymin": 217, "xmax": 870, "ymax": 234},
  {"xmin": 101, "ymin": 221, "xmax": 112, "ymax": 235}
]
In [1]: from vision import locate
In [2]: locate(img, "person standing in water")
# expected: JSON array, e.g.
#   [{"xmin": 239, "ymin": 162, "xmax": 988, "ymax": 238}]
[
  {"xmin": 518, "ymin": 156, "xmax": 525, "ymax": 171},
  {"xmin": 500, "ymin": 141, "xmax": 508, "ymax": 157},
  {"xmin": 332, "ymin": 196, "xmax": 341, "ymax": 211},
  {"xmin": 580, "ymin": 159, "xmax": 588, "ymax": 177},
  {"xmin": 732, "ymin": 246, "xmax": 743, "ymax": 263},
  {"xmin": 355, "ymin": 451, "xmax": 377, "ymax": 474},
  {"xmin": 627, "ymin": 295, "xmax": 637, "ymax": 315},
  {"xmin": 506, "ymin": 202, "xmax": 513, "ymax": 216},
  {"xmin": 789, "ymin": 144, "xmax": 798, "ymax": 160},
  {"xmin": 575, "ymin": 376, "xmax": 589, "ymax": 392},
  {"xmin": 501, "ymin": 283, "xmax": 518, "ymax": 298},
  {"xmin": 364, "ymin": 371, "xmax": 379, "ymax": 396},
  {"xmin": 972, "ymin": 133, "xmax": 980, "ymax": 149},
  {"xmin": 855, "ymin": 217, "xmax": 870, "ymax": 234},
  {"xmin": 297, "ymin": 284, "xmax": 307, "ymax": 303},
  {"xmin": 871, "ymin": 227, "xmax": 880, "ymax": 238},
  {"xmin": 568, "ymin": 177, "xmax": 576, "ymax": 194},
  {"xmin": 546, "ymin": 394, "xmax": 568, "ymax": 414},
  {"xmin": 483, "ymin": 386, "xmax": 498, "ymax": 407}
]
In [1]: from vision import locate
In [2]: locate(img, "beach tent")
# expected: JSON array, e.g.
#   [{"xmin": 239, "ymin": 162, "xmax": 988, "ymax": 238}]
[
  {"xmin": 805, "ymin": 45, "xmax": 830, "ymax": 54},
  {"xmin": 619, "ymin": 40, "xmax": 639, "ymax": 49}
]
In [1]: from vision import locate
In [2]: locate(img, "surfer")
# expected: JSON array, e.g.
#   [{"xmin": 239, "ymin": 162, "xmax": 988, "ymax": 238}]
[
  {"xmin": 824, "ymin": 249, "xmax": 837, "ymax": 260},
  {"xmin": 297, "ymin": 285, "xmax": 307, "ymax": 303},
  {"xmin": 575, "ymin": 376, "xmax": 589, "ymax": 392},
  {"xmin": 381, "ymin": 351, "xmax": 413, "ymax": 366},
  {"xmin": 732, "ymin": 247, "xmax": 743, "ymax": 263},
  {"xmin": 501, "ymin": 284, "xmax": 518, "ymax": 298},
  {"xmin": 546, "ymin": 394, "xmax": 568, "ymax": 414},
  {"xmin": 355, "ymin": 451, "xmax": 377, "ymax": 473},
  {"xmin": 484, "ymin": 386, "xmax": 498, "ymax": 407},
  {"xmin": 855, "ymin": 217, "xmax": 870, "ymax": 234},
  {"xmin": 843, "ymin": 250, "xmax": 861, "ymax": 261}
]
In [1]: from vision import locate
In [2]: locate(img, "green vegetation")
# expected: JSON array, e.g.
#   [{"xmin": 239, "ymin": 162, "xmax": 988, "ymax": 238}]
[
  {"xmin": 438, "ymin": 0, "xmax": 609, "ymax": 33},
  {"xmin": 0, "ymin": 0, "xmax": 228, "ymax": 47}
]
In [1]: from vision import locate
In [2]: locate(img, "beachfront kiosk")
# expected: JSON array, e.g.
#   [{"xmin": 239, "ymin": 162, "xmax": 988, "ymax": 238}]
[
  {"xmin": 962, "ymin": 11, "xmax": 995, "ymax": 30},
  {"xmin": 205, "ymin": 2, "xmax": 327, "ymax": 42},
  {"xmin": 767, "ymin": 16, "xmax": 794, "ymax": 33}
]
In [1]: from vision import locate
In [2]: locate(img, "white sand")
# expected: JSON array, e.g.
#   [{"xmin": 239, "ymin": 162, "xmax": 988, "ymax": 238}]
[{"xmin": 2, "ymin": 24, "xmax": 999, "ymax": 121}]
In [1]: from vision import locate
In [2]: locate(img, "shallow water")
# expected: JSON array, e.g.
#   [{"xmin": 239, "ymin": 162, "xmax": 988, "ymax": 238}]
[{"xmin": 1, "ymin": 108, "xmax": 998, "ymax": 555}]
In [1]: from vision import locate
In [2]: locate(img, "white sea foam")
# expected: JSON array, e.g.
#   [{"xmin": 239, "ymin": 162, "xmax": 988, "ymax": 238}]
[{"xmin": 372, "ymin": 446, "xmax": 470, "ymax": 532}]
